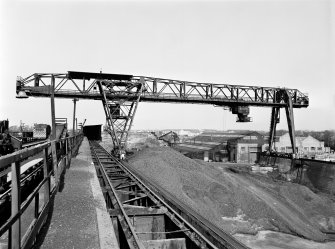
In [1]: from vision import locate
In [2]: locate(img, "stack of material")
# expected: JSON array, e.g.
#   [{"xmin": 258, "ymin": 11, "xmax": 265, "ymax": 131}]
[
  {"xmin": 128, "ymin": 146, "xmax": 335, "ymax": 242},
  {"xmin": 33, "ymin": 124, "xmax": 51, "ymax": 139}
]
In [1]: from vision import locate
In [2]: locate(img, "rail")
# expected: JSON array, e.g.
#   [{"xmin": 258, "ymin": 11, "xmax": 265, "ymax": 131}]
[
  {"xmin": 0, "ymin": 133, "xmax": 83, "ymax": 249},
  {"xmin": 89, "ymin": 141, "xmax": 248, "ymax": 249}
]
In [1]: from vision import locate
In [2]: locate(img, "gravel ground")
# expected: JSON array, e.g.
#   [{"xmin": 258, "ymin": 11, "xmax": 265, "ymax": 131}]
[
  {"xmin": 235, "ymin": 230, "xmax": 335, "ymax": 249},
  {"xmin": 126, "ymin": 146, "xmax": 335, "ymax": 242}
]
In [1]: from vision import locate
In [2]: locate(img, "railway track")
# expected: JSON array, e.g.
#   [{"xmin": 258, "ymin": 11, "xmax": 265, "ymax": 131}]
[{"xmin": 89, "ymin": 141, "xmax": 249, "ymax": 249}]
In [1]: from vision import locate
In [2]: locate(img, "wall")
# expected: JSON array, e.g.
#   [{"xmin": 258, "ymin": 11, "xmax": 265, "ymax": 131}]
[
  {"xmin": 300, "ymin": 159, "xmax": 335, "ymax": 195},
  {"xmin": 259, "ymin": 154, "xmax": 335, "ymax": 195},
  {"xmin": 228, "ymin": 133, "xmax": 264, "ymax": 163},
  {"xmin": 237, "ymin": 143, "xmax": 260, "ymax": 163}
]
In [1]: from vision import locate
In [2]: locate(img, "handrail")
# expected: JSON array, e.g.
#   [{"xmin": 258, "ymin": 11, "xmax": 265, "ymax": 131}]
[
  {"xmin": 0, "ymin": 133, "xmax": 83, "ymax": 249},
  {"xmin": 0, "ymin": 134, "xmax": 82, "ymax": 169}
]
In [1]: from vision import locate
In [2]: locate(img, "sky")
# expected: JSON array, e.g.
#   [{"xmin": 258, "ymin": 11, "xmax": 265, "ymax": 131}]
[{"xmin": 0, "ymin": 0, "xmax": 334, "ymax": 131}]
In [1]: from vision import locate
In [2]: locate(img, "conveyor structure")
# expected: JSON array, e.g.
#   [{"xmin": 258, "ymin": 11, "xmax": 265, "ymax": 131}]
[
  {"xmin": 89, "ymin": 140, "xmax": 248, "ymax": 249},
  {"xmin": 16, "ymin": 71, "xmax": 309, "ymax": 157}
]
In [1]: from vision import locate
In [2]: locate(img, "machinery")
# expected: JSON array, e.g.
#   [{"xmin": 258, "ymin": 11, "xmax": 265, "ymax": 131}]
[
  {"xmin": 33, "ymin": 124, "xmax": 51, "ymax": 140},
  {"xmin": 16, "ymin": 71, "xmax": 309, "ymax": 158},
  {"xmin": 0, "ymin": 120, "xmax": 15, "ymax": 156},
  {"xmin": 158, "ymin": 131, "xmax": 180, "ymax": 146},
  {"xmin": 0, "ymin": 120, "xmax": 9, "ymax": 134}
]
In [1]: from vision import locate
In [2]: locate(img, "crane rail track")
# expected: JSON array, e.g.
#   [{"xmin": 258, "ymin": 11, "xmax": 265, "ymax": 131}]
[{"xmin": 89, "ymin": 141, "xmax": 249, "ymax": 249}]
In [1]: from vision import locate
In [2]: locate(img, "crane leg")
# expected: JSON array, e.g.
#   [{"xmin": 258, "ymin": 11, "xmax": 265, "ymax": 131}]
[
  {"xmin": 269, "ymin": 107, "xmax": 280, "ymax": 152},
  {"xmin": 285, "ymin": 92, "xmax": 296, "ymax": 155}
]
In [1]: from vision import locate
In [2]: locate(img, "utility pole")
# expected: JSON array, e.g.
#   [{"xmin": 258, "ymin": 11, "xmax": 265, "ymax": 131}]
[
  {"xmin": 50, "ymin": 75, "xmax": 58, "ymax": 185},
  {"xmin": 50, "ymin": 76, "xmax": 56, "ymax": 140},
  {"xmin": 72, "ymin": 98, "xmax": 78, "ymax": 135}
]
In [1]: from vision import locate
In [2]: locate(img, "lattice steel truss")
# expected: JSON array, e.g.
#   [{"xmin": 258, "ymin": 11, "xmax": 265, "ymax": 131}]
[
  {"xmin": 16, "ymin": 71, "xmax": 309, "ymax": 156},
  {"xmin": 97, "ymin": 79, "xmax": 143, "ymax": 156},
  {"xmin": 16, "ymin": 72, "xmax": 309, "ymax": 108},
  {"xmin": 268, "ymin": 89, "xmax": 297, "ymax": 154}
]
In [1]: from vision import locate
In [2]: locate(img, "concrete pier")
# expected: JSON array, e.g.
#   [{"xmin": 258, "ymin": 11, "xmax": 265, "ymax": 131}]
[{"xmin": 35, "ymin": 138, "xmax": 119, "ymax": 249}]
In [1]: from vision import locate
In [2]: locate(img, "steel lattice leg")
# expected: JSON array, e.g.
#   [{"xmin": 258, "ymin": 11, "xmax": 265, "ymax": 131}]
[
  {"xmin": 269, "ymin": 107, "xmax": 280, "ymax": 152},
  {"xmin": 97, "ymin": 78, "xmax": 143, "ymax": 158}
]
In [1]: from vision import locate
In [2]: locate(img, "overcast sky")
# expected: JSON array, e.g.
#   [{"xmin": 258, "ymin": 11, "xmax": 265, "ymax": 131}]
[{"xmin": 0, "ymin": 0, "xmax": 334, "ymax": 131}]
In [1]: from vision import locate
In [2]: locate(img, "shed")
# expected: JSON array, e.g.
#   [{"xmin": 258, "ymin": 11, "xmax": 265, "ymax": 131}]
[{"xmin": 227, "ymin": 132, "xmax": 265, "ymax": 163}]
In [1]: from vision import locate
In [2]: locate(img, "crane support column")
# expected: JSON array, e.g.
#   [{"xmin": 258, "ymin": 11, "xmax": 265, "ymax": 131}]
[
  {"xmin": 97, "ymin": 77, "xmax": 143, "ymax": 158},
  {"xmin": 285, "ymin": 90, "xmax": 297, "ymax": 155},
  {"xmin": 268, "ymin": 89, "xmax": 297, "ymax": 156},
  {"xmin": 97, "ymin": 81, "xmax": 119, "ymax": 150},
  {"xmin": 72, "ymin": 98, "xmax": 78, "ymax": 136},
  {"xmin": 268, "ymin": 107, "xmax": 280, "ymax": 151}
]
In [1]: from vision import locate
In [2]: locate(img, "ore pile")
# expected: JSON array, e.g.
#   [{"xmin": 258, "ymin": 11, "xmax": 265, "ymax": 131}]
[{"xmin": 127, "ymin": 146, "xmax": 335, "ymax": 242}]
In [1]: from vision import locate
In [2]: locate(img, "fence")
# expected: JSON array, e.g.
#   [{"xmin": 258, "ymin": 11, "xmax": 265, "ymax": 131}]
[{"xmin": 0, "ymin": 133, "xmax": 83, "ymax": 249}]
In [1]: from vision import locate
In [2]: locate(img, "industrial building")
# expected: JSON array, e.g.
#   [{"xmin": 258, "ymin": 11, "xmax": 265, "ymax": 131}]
[
  {"xmin": 174, "ymin": 131, "xmax": 264, "ymax": 163},
  {"xmin": 174, "ymin": 131, "xmax": 333, "ymax": 163},
  {"xmin": 175, "ymin": 132, "xmax": 232, "ymax": 161},
  {"xmin": 227, "ymin": 132, "xmax": 265, "ymax": 163},
  {"xmin": 269, "ymin": 133, "xmax": 330, "ymax": 157}
]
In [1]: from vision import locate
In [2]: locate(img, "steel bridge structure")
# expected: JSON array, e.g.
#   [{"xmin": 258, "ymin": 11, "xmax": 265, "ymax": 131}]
[{"xmin": 16, "ymin": 71, "xmax": 309, "ymax": 157}]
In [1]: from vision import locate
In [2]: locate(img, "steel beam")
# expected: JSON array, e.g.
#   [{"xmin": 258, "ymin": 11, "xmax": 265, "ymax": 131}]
[
  {"xmin": 16, "ymin": 72, "xmax": 309, "ymax": 108},
  {"xmin": 97, "ymin": 80, "xmax": 119, "ymax": 149},
  {"xmin": 17, "ymin": 71, "xmax": 308, "ymax": 156},
  {"xmin": 267, "ymin": 90, "xmax": 297, "ymax": 155},
  {"xmin": 285, "ymin": 90, "xmax": 296, "ymax": 155},
  {"xmin": 268, "ymin": 107, "xmax": 280, "ymax": 151},
  {"xmin": 97, "ymin": 78, "xmax": 143, "ymax": 157}
]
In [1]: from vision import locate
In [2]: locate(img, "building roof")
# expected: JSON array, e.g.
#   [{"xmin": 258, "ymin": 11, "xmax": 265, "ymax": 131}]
[
  {"xmin": 276, "ymin": 133, "xmax": 324, "ymax": 148},
  {"xmin": 227, "ymin": 131, "xmax": 264, "ymax": 142},
  {"xmin": 296, "ymin": 136, "xmax": 306, "ymax": 143},
  {"xmin": 174, "ymin": 144, "xmax": 212, "ymax": 153},
  {"xmin": 176, "ymin": 131, "xmax": 263, "ymax": 153},
  {"xmin": 186, "ymin": 132, "xmax": 247, "ymax": 144}
]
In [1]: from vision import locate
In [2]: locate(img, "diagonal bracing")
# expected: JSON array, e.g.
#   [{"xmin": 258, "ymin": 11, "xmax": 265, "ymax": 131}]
[{"xmin": 97, "ymin": 78, "xmax": 144, "ymax": 157}]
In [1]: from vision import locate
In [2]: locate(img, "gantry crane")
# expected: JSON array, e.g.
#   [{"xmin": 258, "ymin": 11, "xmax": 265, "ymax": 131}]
[{"xmin": 16, "ymin": 71, "xmax": 309, "ymax": 158}]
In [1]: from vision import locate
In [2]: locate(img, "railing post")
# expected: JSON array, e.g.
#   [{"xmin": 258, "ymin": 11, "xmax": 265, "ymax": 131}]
[
  {"xmin": 50, "ymin": 75, "xmax": 58, "ymax": 186},
  {"xmin": 71, "ymin": 137, "xmax": 74, "ymax": 156},
  {"xmin": 11, "ymin": 161, "xmax": 21, "ymax": 249},
  {"xmin": 43, "ymin": 147, "xmax": 50, "ymax": 203},
  {"xmin": 72, "ymin": 98, "xmax": 78, "ymax": 136},
  {"xmin": 51, "ymin": 141, "xmax": 58, "ymax": 186},
  {"xmin": 34, "ymin": 193, "xmax": 39, "ymax": 219},
  {"xmin": 65, "ymin": 139, "xmax": 69, "ymax": 168}
]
